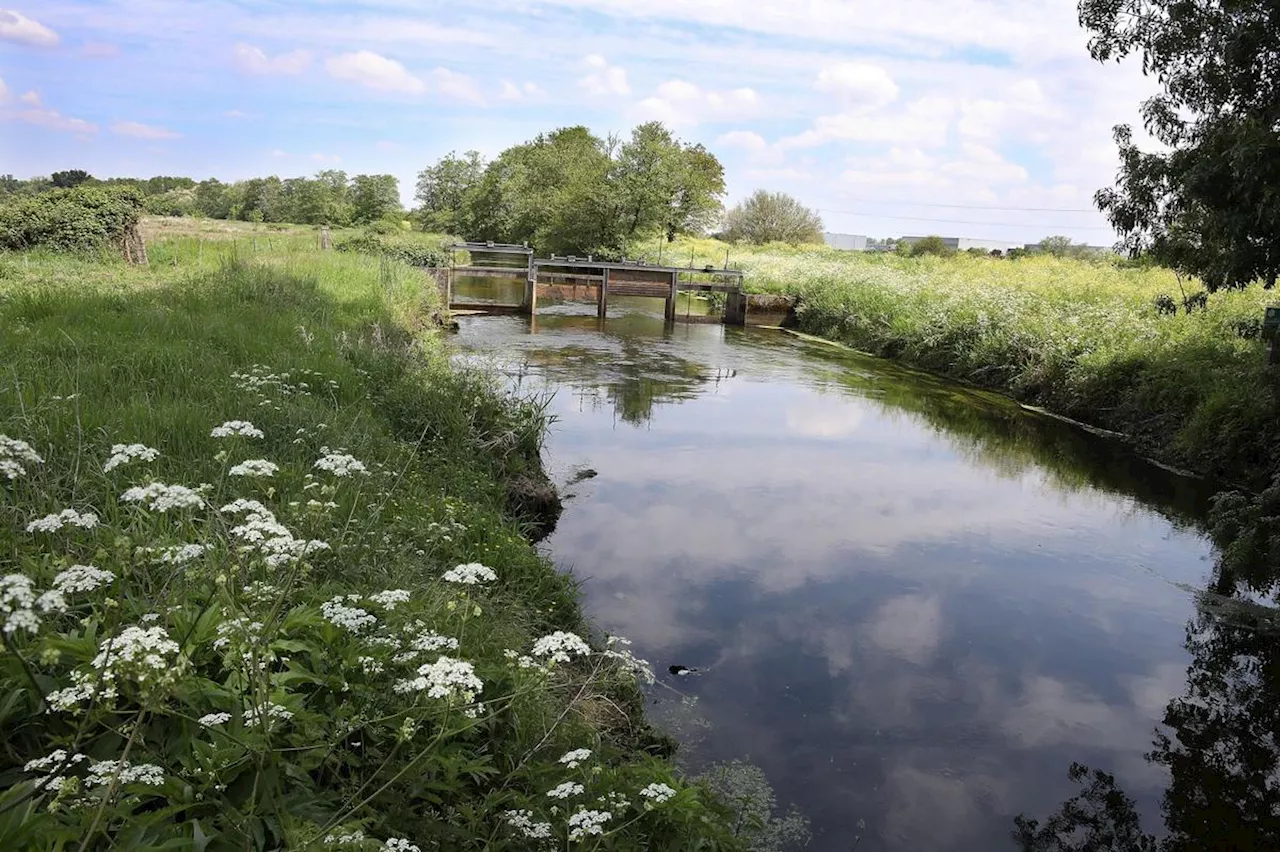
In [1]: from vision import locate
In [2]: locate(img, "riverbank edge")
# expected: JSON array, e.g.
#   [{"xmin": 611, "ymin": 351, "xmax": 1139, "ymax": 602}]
[{"xmin": 782, "ymin": 303, "xmax": 1273, "ymax": 490}]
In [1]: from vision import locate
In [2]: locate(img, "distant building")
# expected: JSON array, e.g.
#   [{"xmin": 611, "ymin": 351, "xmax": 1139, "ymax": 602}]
[
  {"xmin": 823, "ymin": 232, "xmax": 868, "ymax": 252},
  {"xmin": 901, "ymin": 235, "xmax": 1022, "ymax": 253}
]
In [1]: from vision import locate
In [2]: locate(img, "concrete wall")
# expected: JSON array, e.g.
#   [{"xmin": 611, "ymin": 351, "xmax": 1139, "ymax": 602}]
[{"xmin": 823, "ymin": 232, "xmax": 868, "ymax": 252}]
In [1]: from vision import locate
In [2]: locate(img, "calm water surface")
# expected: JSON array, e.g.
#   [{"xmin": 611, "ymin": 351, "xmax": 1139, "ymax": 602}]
[{"xmin": 455, "ymin": 300, "xmax": 1218, "ymax": 851}]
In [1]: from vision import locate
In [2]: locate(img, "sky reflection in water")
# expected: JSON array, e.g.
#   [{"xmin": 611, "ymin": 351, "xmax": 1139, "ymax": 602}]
[{"xmin": 455, "ymin": 304, "xmax": 1216, "ymax": 852}]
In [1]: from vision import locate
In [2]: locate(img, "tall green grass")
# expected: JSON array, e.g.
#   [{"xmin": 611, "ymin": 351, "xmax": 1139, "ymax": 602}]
[{"xmin": 0, "ymin": 245, "xmax": 743, "ymax": 850}]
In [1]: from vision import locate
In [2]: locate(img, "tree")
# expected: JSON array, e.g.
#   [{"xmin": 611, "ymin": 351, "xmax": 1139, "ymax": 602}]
[
  {"xmin": 610, "ymin": 122, "xmax": 725, "ymax": 243},
  {"xmin": 349, "ymin": 174, "xmax": 401, "ymax": 225},
  {"xmin": 908, "ymin": 235, "xmax": 954, "ymax": 257},
  {"xmin": 415, "ymin": 151, "xmax": 484, "ymax": 233},
  {"xmin": 722, "ymin": 190, "xmax": 823, "ymax": 245},
  {"xmin": 50, "ymin": 169, "xmax": 93, "ymax": 189},
  {"xmin": 1036, "ymin": 235, "xmax": 1077, "ymax": 257},
  {"xmin": 1079, "ymin": 0, "xmax": 1280, "ymax": 290}
]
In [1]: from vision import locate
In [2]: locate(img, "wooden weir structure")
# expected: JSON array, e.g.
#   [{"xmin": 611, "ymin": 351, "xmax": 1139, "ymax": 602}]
[{"xmin": 440, "ymin": 242, "xmax": 749, "ymax": 325}]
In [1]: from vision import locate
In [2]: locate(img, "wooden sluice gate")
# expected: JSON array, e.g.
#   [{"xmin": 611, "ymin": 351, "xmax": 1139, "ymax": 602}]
[{"xmin": 439, "ymin": 242, "xmax": 749, "ymax": 325}]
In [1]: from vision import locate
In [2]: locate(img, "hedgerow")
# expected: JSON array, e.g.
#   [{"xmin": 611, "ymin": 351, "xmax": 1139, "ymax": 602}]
[{"xmin": 0, "ymin": 186, "xmax": 144, "ymax": 253}]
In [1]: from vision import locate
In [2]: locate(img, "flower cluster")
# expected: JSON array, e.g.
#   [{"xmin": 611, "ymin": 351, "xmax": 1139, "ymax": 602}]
[
  {"xmin": 228, "ymin": 459, "xmax": 278, "ymax": 478},
  {"xmin": 532, "ymin": 631, "xmax": 591, "ymax": 664},
  {"xmin": 197, "ymin": 712, "xmax": 232, "ymax": 727},
  {"xmin": 213, "ymin": 616, "xmax": 265, "ymax": 651},
  {"xmin": 86, "ymin": 760, "xmax": 166, "ymax": 787},
  {"xmin": 222, "ymin": 499, "xmax": 328, "ymax": 567},
  {"xmin": 321, "ymin": 596, "xmax": 377, "ymax": 633},
  {"xmin": 314, "ymin": 450, "xmax": 368, "ymax": 477},
  {"xmin": 2, "ymin": 574, "xmax": 67, "ymax": 635},
  {"xmin": 323, "ymin": 830, "xmax": 365, "ymax": 846},
  {"xmin": 604, "ymin": 636, "xmax": 655, "ymax": 685},
  {"xmin": 103, "ymin": 443, "xmax": 160, "ymax": 473},
  {"xmin": 442, "ymin": 563, "xmax": 496, "ymax": 585},
  {"xmin": 26, "ymin": 508, "xmax": 99, "ymax": 533},
  {"xmin": 639, "ymin": 782, "xmax": 677, "ymax": 804},
  {"xmin": 368, "ymin": 589, "xmax": 411, "ymax": 610},
  {"xmin": 392, "ymin": 656, "xmax": 483, "ymax": 708},
  {"xmin": 504, "ymin": 810, "xmax": 553, "ymax": 840},
  {"xmin": 52, "ymin": 564, "xmax": 115, "ymax": 594},
  {"xmin": 211, "ymin": 420, "xmax": 265, "ymax": 439},
  {"xmin": 24, "ymin": 750, "xmax": 87, "ymax": 791},
  {"xmin": 567, "ymin": 808, "xmax": 612, "ymax": 841},
  {"xmin": 244, "ymin": 701, "xmax": 293, "ymax": 730},
  {"xmin": 382, "ymin": 840, "xmax": 420, "ymax": 852},
  {"xmin": 155, "ymin": 543, "xmax": 207, "ymax": 566},
  {"xmin": 121, "ymin": 482, "xmax": 204, "ymax": 512},
  {"xmin": 558, "ymin": 748, "xmax": 592, "ymax": 769},
  {"xmin": 231, "ymin": 365, "xmax": 329, "ymax": 400},
  {"xmin": 407, "ymin": 625, "xmax": 459, "ymax": 653},
  {"xmin": 546, "ymin": 781, "xmax": 585, "ymax": 800},
  {"xmin": 0, "ymin": 435, "xmax": 44, "ymax": 481},
  {"xmin": 90, "ymin": 625, "xmax": 182, "ymax": 687}
]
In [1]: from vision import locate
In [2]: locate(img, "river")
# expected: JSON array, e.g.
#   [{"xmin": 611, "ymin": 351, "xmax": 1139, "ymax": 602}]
[{"xmin": 454, "ymin": 295, "xmax": 1222, "ymax": 851}]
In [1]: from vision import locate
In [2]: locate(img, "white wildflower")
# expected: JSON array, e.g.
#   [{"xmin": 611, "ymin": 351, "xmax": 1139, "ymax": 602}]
[
  {"xmin": 52, "ymin": 565, "xmax": 115, "ymax": 594},
  {"xmin": 26, "ymin": 508, "xmax": 99, "ymax": 533},
  {"xmin": 321, "ymin": 597, "xmax": 377, "ymax": 633},
  {"xmin": 103, "ymin": 443, "xmax": 160, "ymax": 473},
  {"xmin": 382, "ymin": 840, "xmax": 420, "ymax": 852},
  {"xmin": 1, "ymin": 574, "xmax": 38, "ymax": 635},
  {"xmin": 85, "ymin": 760, "xmax": 165, "ymax": 787},
  {"xmin": 220, "ymin": 498, "xmax": 271, "ymax": 515},
  {"xmin": 358, "ymin": 656, "xmax": 385, "ymax": 675},
  {"xmin": 213, "ymin": 617, "xmax": 264, "ymax": 651},
  {"xmin": 244, "ymin": 701, "xmax": 293, "ymax": 729},
  {"xmin": 504, "ymin": 810, "xmax": 553, "ymax": 840},
  {"xmin": 532, "ymin": 631, "xmax": 591, "ymax": 664},
  {"xmin": 391, "ymin": 656, "xmax": 483, "ymax": 705},
  {"xmin": 211, "ymin": 421, "xmax": 265, "ymax": 439},
  {"xmin": 35, "ymin": 590, "xmax": 67, "ymax": 614},
  {"xmin": 313, "ymin": 452, "xmax": 367, "ymax": 477},
  {"xmin": 156, "ymin": 544, "xmax": 207, "ymax": 566},
  {"xmin": 228, "ymin": 459, "xmax": 279, "ymax": 477},
  {"xmin": 639, "ymin": 782, "xmax": 677, "ymax": 804},
  {"xmin": 120, "ymin": 482, "xmax": 204, "ymax": 512},
  {"xmin": 604, "ymin": 644, "xmax": 655, "ymax": 686},
  {"xmin": 91, "ymin": 625, "xmax": 181, "ymax": 686},
  {"xmin": 441, "ymin": 563, "xmax": 496, "ymax": 586},
  {"xmin": 567, "ymin": 809, "xmax": 612, "ymax": 841},
  {"xmin": 0, "ymin": 435, "xmax": 43, "ymax": 481},
  {"xmin": 408, "ymin": 629, "xmax": 458, "ymax": 653},
  {"xmin": 368, "ymin": 589, "xmax": 410, "ymax": 610},
  {"xmin": 46, "ymin": 681, "xmax": 97, "ymax": 711},
  {"xmin": 323, "ymin": 831, "xmax": 365, "ymax": 846},
  {"xmin": 197, "ymin": 712, "xmax": 232, "ymax": 727},
  {"xmin": 558, "ymin": 748, "xmax": 592, "ymax": 769},
  {"xmin": 547, "ymin": 781, "xmax": 585, "ymax": 800}
]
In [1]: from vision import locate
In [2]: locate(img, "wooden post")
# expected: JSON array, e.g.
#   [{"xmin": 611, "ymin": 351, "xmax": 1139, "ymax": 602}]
[
  {"xmin": 724, "ymin": 290, "xmax": 748, "ymax": 326},
  {"xmin": 320, "ymin": 226, "xmax": 332, "ymax": 250},
  {"xmin": 665, "ymin": 271, "xmax": 678, "ymax": 322},
  {"xmin": 525, "ymin": 268, "xmax": 538, "ymax": 317},
  {"xmin": 598, "ymin": 268, "xmax": 609, "ymax": 319}
]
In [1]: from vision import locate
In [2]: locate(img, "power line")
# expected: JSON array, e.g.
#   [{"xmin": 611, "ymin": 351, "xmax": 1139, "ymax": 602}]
[
  {"xmin": 818, "ymin": 198, "xmax": 1098, "ymax": 213},
  {"xmin": 816, "ymin": 209, "xmax": 1115, "ymax": 231}
]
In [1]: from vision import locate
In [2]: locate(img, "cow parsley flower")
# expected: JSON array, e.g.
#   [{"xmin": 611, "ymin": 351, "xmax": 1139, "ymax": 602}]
[
  {"xmin": 547, "ymin": 781, "xmax": 585, "ymax": 800},
  {"xmin": 46, "ymin": 681, "xmax": 98, "ymax": 711},
  {"xmin": 103, "ymin": 443, "xmax": 160, "ymax": 473},
  {"xmin": 86, "ymin": 760, "xmax": 165, "ymax": 787},
  {"xmin": 408, "ymin": 628, "xmax": 458, "ymax": 653},
  {"xmin": 391, "ymin": 656, "xmax": 483, "ymax": 705},
  {"xmin": 26, "ymin": 508, "xmax": 99, "ymax": 533},
  {"xmin": 244, "ymin": 701, "xmax": 293, "ymax": 729},
  {"xmin": 442, "ymin": 563, "xmax": 496, "ymax": 585},
  {"xmin": 382, "ymin": 840, "xmax": 420, "ymax": 852},
  {"xmin": 220, "ymin": 498, "xmax": 271, "ymax": 515},
  {"xmin": 52, "ymin": 564, "xmax": 115, "ymax": 594},
  {"xmin": 368, "ymin": 589, "xmax": 411, "ymax": 610},
  {"xmin": 504, "ymin": 810, "xmax": 553, "ymax": 840},
  {"xmin": 314, "ymin": 452, "xmax": 367, "ymax": 477},
  {"xmin": 227, "ymin": 503, "xmax": 328, "ymax": 567},
  {"xmin": 211, "ymin": 421, "xmax": 265, "ymax": 439},
  {"xmin": 197, "ymin": 712, "xmax": 232, "ymax": 727},
  {"xmin": 91, "ymin": 624, "xmax": 181, "ymax": 687},
  {"xmin": 558, "ymin": 748, "xmax": 592, "ymax": 769},
  {"xmin": 0, "ymin": 435, "xmax": 43, "ymax": 481},
  {"xmin": 567, "ymin": 809, "xmax": 612, "ymax": 841},
  {"xmin": 639, "ymin": 782, "xmax": 677, "ymax": 804},
  {"xmin": 532, "ymin": 631, "xmax": 591, "ymax": 664},
  {"xmin": 35, "ymin": 589, "xmax": 67, "ymax": 614},
  {"xmin": 156, "ymin": 543, "xmax": 207, "ymax": 565},
  {"xmin": 323, "ymin": 831, "xmax": 365, "ymax": 846},
  {"xmin": 228, "ymin": 459, "xmax": 279, "ymax": 477},
  {"xmin": 321, "ymin": 597, "xmax": 377, "ymax": 633},
  {"xmin": 121, "ymin": 482, "xmax": 204, "ymax": 512},
  {"xmin": 1, "ymin": 574, "xmax": 39, "ymax": 635}
]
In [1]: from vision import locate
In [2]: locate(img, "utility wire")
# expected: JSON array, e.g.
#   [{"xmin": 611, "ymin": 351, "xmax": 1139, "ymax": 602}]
[{"xmin": 818, "ymin": 198, "xmax": 1098, "ymax": 213}]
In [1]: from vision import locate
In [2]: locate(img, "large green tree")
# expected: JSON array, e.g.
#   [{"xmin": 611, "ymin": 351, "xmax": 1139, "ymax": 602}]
[
  {"xmin": 414, "ymin": 151, "xmax": 484, "ymax": 234},
  {"xmin": 1079, "ymin": 0, "xmax": 1280, "ymax": 290},
  {"xmin": 722, "ymin": 190, "xmax": 823, "ymax": 245},
  {"xmin": 349, "ymin": 174, "xmax": 401, "ymax": 225}
]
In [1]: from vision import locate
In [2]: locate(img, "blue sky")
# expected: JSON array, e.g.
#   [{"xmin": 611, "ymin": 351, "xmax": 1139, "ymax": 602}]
[{"xmin": 0, "ymin": 1, "xmax": 1159, "ymax": 243}]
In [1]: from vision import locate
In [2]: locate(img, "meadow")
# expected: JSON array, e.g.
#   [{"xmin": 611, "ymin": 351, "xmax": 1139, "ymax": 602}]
[
  {"xmin": 0, "ymin": 232, "xmax": 746, "ymax": 849},
  {"xmin": 649, "ymin": 236, "xmax": 1280, "ymax": 488}
]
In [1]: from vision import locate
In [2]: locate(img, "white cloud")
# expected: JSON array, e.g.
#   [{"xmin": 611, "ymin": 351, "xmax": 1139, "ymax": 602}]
[
  {"xmin": 0, "ymin": 77, "xmax": 97, "ymax": 133},
  {"xmin": 578, "ymin": 54, "xmax": 630, "ymax": 96},
  {"xmin": 430, "ymin": 67, "xmax": 483, "ymax": 103},
  {"xmin": 716, "ymin": 130, "xmax": 768, "ymax": 152},
  {"xmin": 309, "ymin": 152, "xmax": 341, "ymax": 163},
  {"xmin": 233, "ymin": 43, "xmax": 312, "ymax": 75},
  {"xmin": 782, "ymin": 96, "xmax": 955, "ymax": 149},
  {"xmin": 325, "ymin": 50, "xmax": 425, "ymax": 94},
  {"xmin": 0, "ymin": 9, "xmax": 58, "ymax": 47},
  {"xmin": 18, "ymin": 89, "xmax": 39, "ymax": 106},
  {"xmin": 112, "ymin": 120, "xmax": 181, "ymax": 139},
  {"xmin": 632, "ymin": 79, "xmax": 760, "ymax": 127},
  {"xmin": 814, "ymin": 62, "xmax": 899, "ymax": 109},
  {"xmin": 224, "ymin": 109, "xmax": 251, "ymax": 118},
  {"xmin": 500, "ymin": 79, "xmax": 547, "ymax": 101}
]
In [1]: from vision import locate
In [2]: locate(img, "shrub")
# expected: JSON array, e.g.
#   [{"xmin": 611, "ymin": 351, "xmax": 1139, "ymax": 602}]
[
  {"xmin": 0, "ymin": 186, "xmax": 144, "ymax": 252},
  {"xmin": 908, "ymin": 235, "xmax": 955, "ymax": 257},
  {"xmin": 335, "ymin": 233, "xmax": 449, "ymax": 268}
]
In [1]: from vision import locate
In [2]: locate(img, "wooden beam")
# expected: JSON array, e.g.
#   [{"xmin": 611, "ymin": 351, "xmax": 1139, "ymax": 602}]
[{"xmin": 599, "ymin": 268, "xmax": 609, "ymax": 319}]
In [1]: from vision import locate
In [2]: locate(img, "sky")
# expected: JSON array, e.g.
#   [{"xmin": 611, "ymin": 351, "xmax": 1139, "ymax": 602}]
[{"xmin": 0, "ymin": 0, "xmax": 1162, "ymax": 245}]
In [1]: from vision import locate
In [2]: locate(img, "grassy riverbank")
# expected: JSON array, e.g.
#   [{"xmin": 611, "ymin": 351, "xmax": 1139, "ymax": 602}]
[
  {"xmin": 0, "ymin": 242, "xmax": 742, "ymax": 848},
  {"xmin": 661, "ymin": 236, "xmax": 1280, "ymax": 488}
]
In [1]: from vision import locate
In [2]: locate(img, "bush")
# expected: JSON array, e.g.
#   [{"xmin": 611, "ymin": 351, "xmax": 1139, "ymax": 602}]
[
  {"xmin": 0, "ymin": 186, "xmax": 144, "ymax": 252},
  {"xmin": 908, "ymin": 235, "xmax": 955, "ymax": 257},
  {"xmin": 335, "ymin": 233, "xmax": 449, "ymax": 268}
]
